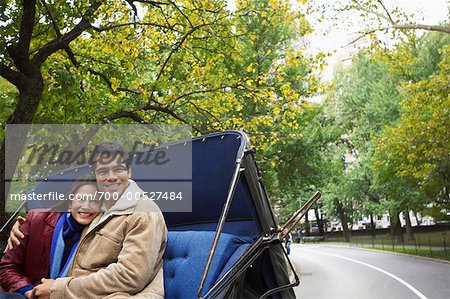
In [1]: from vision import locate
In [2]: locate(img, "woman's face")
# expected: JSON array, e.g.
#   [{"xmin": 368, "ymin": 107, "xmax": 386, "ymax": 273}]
[{"xmin": 69, "ymin": 184, "xmax": 101, "ymax": 225}]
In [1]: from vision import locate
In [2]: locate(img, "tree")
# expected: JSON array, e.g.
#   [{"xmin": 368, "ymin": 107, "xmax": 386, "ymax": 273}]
[
  {"xmin": 370, "ymin": 33, "xmax": 450, "ymax": 238},
  {"xmin": 344, "ymin": 0, "xmax": 450, "ymax": 34},
  {"xmin": 260, "ymin": 104, "xmax": 328, "ymax": 221},
  {"xmin": 1, "ymin": 1, "xmax": 317, "ymax": 224},
  {"xmin": 309, "ymin": 0, "xmax": 450, "ymax": 46},
  {"xmin": 321, "ymin": 51, "xmax": 404, "ymax": 237},
  {"xmin": 320, "ymin": 30, "xmax": 449, "ymax": 241},
  {"xmin": 1, "ymin": 0, "xmax": 210, "ymax": 222},
  {"xmin": 320, "ymin": 143, "xmax": 354, "ymax": 242},
  {"xmin": 374, "ymin": 45, "xmax": 450, "ymax": 212}
]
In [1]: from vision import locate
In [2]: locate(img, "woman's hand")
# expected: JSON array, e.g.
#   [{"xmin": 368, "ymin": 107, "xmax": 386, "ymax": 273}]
[{"xmin": 4, "ymin": 216, "xmax": 26, "ymax": 252}]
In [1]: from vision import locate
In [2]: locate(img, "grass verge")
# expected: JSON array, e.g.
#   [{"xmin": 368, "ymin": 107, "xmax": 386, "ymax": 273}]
[
  {"xmin": 368, "ymin": 246, "xmax": 450, "ymax": 262},
  {"xmin": 324, "ymin": 230, "xmax": 450, "ymax": 247}
]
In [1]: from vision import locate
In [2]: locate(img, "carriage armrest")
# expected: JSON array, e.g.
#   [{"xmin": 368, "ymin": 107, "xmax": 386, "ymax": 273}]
[{"xmin": 163, "ymin": 231, "xmax": 251, "ymax": 299}]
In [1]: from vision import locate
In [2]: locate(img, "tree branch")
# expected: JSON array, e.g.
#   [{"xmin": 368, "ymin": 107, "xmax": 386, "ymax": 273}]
[
  {"xmin": 32, "ymin": 1, "xmax": 103, "ymax": 66},
  {"xmin": 174, "ymin": 85, "xmax": 231, "ymax": 102},
  {"xmin": 40, "ymin": 0, "xmax": 79, "ymax": 67},
  {"xmin": 351, "ymin": 0, "xmax": 392, "ymax": 24},
  {"xmin": 376, "ymin": 0, "xmax": 394, "ymax": 24},
  {"xmin": 148, "ymin": 22, "xmax": 211, "ymax": 103},
  {"xmin": 346, "ymin": 28, "xmax": 386, "ymax": 46},
  {"xmin": 0, "ymin": 62, "xmax": 24, "ymax": 88},
  {"xmin": 87, "ymin": 68, "xmax": 140, "ymax": 94},
  {"xmin": 105, "ymin": 105, "xmax": 204, "ymax": 133},
  {"xmin": 17, "ymin": 0, "xmax": 37, "ymax": 57},
  {"xmin": 157, "ymin": 5, "xmax": 172, "ymax": 29},
  {"xmin": 393, "ymin": 24, "xmax": 450, "ymax": 34},
  {"xmin": 155, "ymin": 23, "xmax": 209, "ymax": 82},
  {"xmin": 347, "ymin": 23, "xmax": 450, "ymax": 47},
  {"xmin": 104, "ymin": 111, "xmax": 147, "ymax": 123},
  {"xmin": 187, "ymin": 100, "xmax": 222, "ymax": 125},
  {"xmin": 141, "ymin": 103, "xmax": 191, "ymax": 125},
  {"xmin": 168, "ymin": 0, "xmax": 193, "ymax": 27},
  {"xmin": 142, "ymin": 103, "xmax": 205, "ymax": 133},
  {"xmin": 40, "ymin": 0, "xmax": 61, "ymax": 37},
  {"xmin": 90, "ymin": 21, "xmax": 175, "ymax": 32},
  {"xmin": 350, "ymin": 0, "xmax": 450, "ymax": 34},
  {"xmin": 133, "ymin": 0, "xmax": 170, "ymax": 7},
  {"xmin": 75, "ymin": 54, "xmax": 117, "ymax": 66},
  {"xmin": 125, "ymin": 0, "xmax": 139, "ymax": 19},
  {"xmin": 7, "ymin": 0, "xmax": 37, "ymax": 74}
]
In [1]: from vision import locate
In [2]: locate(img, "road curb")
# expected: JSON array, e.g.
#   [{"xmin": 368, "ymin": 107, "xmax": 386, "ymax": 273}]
[{"xmin": 318, "ymin": 243, "xmax": 450, "ymax": 265}]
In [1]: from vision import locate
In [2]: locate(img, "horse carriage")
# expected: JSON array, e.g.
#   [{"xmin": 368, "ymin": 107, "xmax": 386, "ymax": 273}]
[{"xmin": 2, "ymin": 131, "xmax": 319, "ymax": 298}]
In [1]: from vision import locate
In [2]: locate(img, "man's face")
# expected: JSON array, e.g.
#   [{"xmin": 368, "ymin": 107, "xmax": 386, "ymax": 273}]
[{"xmin": 94, "ymin": 154, "xmax": 132, "ymax": 197}]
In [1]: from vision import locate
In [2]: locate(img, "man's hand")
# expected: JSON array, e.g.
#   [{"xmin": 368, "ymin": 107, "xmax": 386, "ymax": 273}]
[
  {"xmin": 34, "ymin": 278, "xmax": 55, "ymax": 299},
  {"xmin": 4, "ymin": 216, "xmax": 26, "ymax": 252},
  {"xmin": 24, "ymin": 290, "xmax": 33, "ymax": 299}
]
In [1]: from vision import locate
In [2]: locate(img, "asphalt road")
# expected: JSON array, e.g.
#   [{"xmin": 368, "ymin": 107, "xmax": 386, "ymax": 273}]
[{"xmin": 290, "ymin": 244, "xmax": 450, "ymax": 299}]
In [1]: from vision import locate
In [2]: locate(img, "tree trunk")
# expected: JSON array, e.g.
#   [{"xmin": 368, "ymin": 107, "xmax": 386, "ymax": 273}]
[
  {"xmin": 1, "ymin": 0, "xmax": 103, "ymax": 235},
  {"xmin": 389, "ymin": 210, "xmax": 404, "ymax": 243},
  {"xmin": 0, "ymin": 141, "xmax": 6, "ymax": 228},
  {"xmin": 335, "ymin": 199, "xmax": 351, "ymax": 242},
  {"xmin": 314, "ymin": 207, "xmax": 325, "ymax": 236},
  {"xmin": 369, "ymin": 213, "xmax": 376, "ymax": 237},
  {"xmin": 1, "ymin": 72, "xmax": 44, "ymax": 235},
  {"xmin": 414, "ymin": 211, "xmax": 421, "ymax": 226},
  {"xmin": 305, "ymin": 210, "xmax": 311, "ymax": 236},
  {"xmin": 304, "ymin": 211, "xmax": 310, "ymax": 236},
  {"xmin": 404, "ymin": 207, "xmax": 415, "ymax": 241}
]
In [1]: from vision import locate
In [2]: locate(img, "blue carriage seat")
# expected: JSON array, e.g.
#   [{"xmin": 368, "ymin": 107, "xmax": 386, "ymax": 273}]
[{"xmin": 163, "ymin": 231, "xmax": 252, "ymax": 298}]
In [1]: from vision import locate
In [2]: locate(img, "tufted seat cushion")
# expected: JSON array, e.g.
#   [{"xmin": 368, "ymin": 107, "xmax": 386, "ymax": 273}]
[{"xmin": 163, "ymin": 231, "xmax": 251, "ymax": 299}]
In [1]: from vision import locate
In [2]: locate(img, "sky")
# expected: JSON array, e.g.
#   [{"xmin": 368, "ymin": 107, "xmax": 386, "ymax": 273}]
[{"xmin": 303, "ymin": 0, "xmax": 449, "ymax": 81}]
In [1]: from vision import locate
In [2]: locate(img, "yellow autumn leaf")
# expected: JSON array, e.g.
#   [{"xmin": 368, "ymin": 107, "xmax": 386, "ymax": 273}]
[
  {"xmin": 110, "ymin": 78, "xmax": 119, "ymax": 91},
  {"xmin": 273, "ymin": 107, "xmax": 281, "ymax": 115}
]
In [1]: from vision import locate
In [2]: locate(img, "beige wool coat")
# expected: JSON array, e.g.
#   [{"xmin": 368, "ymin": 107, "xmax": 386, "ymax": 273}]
[{"xmin": 50, "ymin": 180, "xmax": 167, "ymax": 299}]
